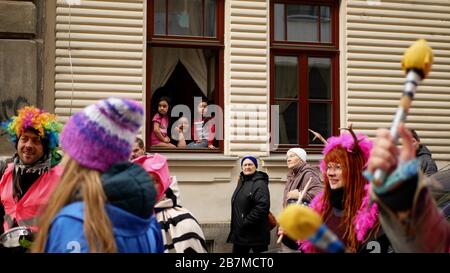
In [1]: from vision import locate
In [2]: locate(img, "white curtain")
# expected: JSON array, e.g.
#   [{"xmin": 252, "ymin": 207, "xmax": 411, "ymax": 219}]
[
  {"xmin": 151, "ymin": 47, "xmax": 207, "ymax": 96},
  {"xmin": 275, "ymin": 56, "xmax": 298, "ymax": 144}
]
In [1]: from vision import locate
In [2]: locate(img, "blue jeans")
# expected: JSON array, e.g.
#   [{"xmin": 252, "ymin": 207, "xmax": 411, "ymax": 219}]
[{"xmin": 187, "ymin": 139, "xmax": 208, "ymax": 148}]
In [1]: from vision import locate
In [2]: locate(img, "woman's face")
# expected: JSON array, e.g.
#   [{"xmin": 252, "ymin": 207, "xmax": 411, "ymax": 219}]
[
  {"xmin": 286, "ymin": 152, "xmax": 302, "ymax": 169},
  {"xmin": 326, "ymin": 161, "xmax": 344, "ymax": 189},
  {"xmin": 242, "ymin": 159, "xmax": 257, "ymax": 175}
]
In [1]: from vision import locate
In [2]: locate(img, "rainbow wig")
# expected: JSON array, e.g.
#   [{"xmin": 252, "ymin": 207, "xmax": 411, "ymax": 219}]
[{"xmin": 1, "ymin": 106, "xmax": 63, "ymax": 164}]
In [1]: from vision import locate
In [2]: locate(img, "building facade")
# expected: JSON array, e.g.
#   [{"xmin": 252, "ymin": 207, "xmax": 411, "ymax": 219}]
[{"xmin": 1, "ymin": 0, "xmax": 450, "ymax": 252}]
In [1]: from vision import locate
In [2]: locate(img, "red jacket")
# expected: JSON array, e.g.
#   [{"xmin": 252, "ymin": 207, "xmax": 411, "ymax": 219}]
[{"xmin": 0, "ymin": 163, "xmax": 62, "ymax": 232}]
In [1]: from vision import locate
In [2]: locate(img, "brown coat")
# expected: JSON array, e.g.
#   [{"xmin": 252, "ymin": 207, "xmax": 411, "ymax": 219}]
[{"xmin": 283, "ymin": 162, "xmax": 323, "ymax": 208}]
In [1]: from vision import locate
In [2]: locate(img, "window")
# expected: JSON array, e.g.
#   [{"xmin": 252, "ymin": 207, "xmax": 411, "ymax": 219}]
[
  {"xmin": 147, "ymin": 0, "xmax": 224, "ymax": 152},
  {"xmin": 154, "ymin": 0, "xmax": 217, "ymax": 38},
  {"xmin": 270, "ymin": 0, "xmax": 339, "ymax": 151}
]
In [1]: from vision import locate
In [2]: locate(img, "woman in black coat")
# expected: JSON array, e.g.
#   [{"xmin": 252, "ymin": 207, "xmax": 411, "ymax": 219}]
[{"xmin": 227, "ymin": 155, "xmax": 271, "ymax": 253}]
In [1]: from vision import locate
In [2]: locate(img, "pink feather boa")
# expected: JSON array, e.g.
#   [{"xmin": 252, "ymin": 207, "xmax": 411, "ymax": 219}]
[{"xmin": 299, "ymin": 184, "xmax": 379, "ymax": 253}]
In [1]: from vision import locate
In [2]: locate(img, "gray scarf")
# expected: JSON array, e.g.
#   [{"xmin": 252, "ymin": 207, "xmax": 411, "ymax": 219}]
[{"xmin": 12, "ymin": 153, "xmax": 52, "ymax": 200}]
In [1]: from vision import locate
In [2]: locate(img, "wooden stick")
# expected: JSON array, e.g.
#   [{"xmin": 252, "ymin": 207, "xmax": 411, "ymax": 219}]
[
  {"xmin": 278, "ymin": 177, "xmax": 313, "ymax": 244},
  {"xmin": 276, "ymin": 234, "xmax": 283, "ymax": 244},
  {"xmin": 297, "ymin": 177, "xmax": 312, "ymax": 205}
]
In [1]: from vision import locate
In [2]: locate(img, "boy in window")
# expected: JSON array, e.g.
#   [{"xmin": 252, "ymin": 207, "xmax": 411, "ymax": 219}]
[{"xmin": 187, "ymin": 98, "xmax": 216, "ymax": 149}]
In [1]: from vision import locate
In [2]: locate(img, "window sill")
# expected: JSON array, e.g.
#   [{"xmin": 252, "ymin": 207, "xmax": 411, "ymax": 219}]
[
  {"xmin": 149, "ymin": 147, "xmax": 222, "ymax": 154},
  {"xmin": 160, "ymin": 153, "xmax": 239, "ymax": 183},
  {"xmin": 164, "ymin": 153, "xmax": 238, "ymax": 165}
]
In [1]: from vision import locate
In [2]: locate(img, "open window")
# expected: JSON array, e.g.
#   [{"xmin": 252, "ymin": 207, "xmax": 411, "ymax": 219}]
[{"xmin": 147, "ymin": 0, "xmax": 224, "ymax": 152}]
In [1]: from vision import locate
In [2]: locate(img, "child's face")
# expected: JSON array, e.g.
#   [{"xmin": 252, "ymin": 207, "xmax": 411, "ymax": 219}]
[
  {"xmin": 197, "ymin": 102, "xmax": 208, "ymax": 115},
  {"xmin": 158, "ymin": 100, "xmax": 169, "ymax": 116}
]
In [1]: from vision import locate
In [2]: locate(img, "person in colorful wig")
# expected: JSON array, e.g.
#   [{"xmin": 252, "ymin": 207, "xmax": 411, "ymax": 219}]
[
  {"xmin": 31, "ymin": 98, "xmax": 163, "ymax": 253},
  {"xmin": 0, "ymin": 106, "xmax": 63, "ymax": 250},
  {"xmin": 366, "ymin": 123, "xmax": 449, "ymax": 252},
  {"xmin": 299, "ymin": 127, "xmax": 391, "ymax": 253}
]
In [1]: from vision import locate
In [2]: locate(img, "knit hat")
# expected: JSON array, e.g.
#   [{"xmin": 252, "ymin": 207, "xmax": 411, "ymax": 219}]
[
  {"xmin": 241, "ymin": 155, "xmax": 258, "ymax": 169},
  {"xmin": 287, "ymin": 148, "xmax": 307, "ymax": 162},
  {"xmin": 60, "ymin": 98, "xmax": 144, "ymax": 172},
  {"xmin": 133, "ymin": 153, "xmax": 170, "ymax": 201},
  {"xmin": 1, "ymin": 106, "xmax": 63, "ymax": 166}
]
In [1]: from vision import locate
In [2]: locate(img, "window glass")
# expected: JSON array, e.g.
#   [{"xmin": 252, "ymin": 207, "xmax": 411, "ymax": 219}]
[
  {"xmin": 308, "ymin": 57, "xmax": 331, "ymax": 100},
  {"xmin": 320, "ymin": 6, "xmax": 331, "ymax": 43},
  {"xmin": 168, "ymin": 0, "xmax": 203, "ymax": 36},
  {"xmin": 154, "ymin": 0, "xmax": 166, "ymax": 35},
  {"xmin": 205, "ymin": 0, "xmax": 217, "ymax": 37},
  {"xmin": 309, "ymin": 103, "xmax": 331, "ymax": 144},
  {"xmin": 275, "ymin": 56, "xmax": 298, "ymax": 99},
  {"xmin": 287, "ymin": 5, "xmax": 318, "ymax": 42},
  {"xmin": 274, "ymin": 4, "xmax": 285, "ymax": 41},
  {"xmin": 277, "ymin": 101, "xmax": 298, "ymax": 144}
]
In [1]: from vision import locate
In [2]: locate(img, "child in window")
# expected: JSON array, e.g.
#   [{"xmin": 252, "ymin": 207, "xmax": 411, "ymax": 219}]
[
  {"xmin": 187, "ymin": 99, "xmax": 216, "ymax": 149},
  {"xmin": 151, "ymin": 97, "xmax": 176, "ymax": 148}
]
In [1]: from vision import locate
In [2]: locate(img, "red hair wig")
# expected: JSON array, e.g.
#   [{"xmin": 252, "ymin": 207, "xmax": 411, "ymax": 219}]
[{"xmin": 320, "ymin": 146, "xmax": 378, "ymax": 252}]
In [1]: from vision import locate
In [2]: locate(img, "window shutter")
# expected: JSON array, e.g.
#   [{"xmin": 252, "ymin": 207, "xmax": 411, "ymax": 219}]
[
  {"xmin": 226, "ymin": 0, "xmax": 270, "ymax": 156},
  {"xmin": 54, "ymin": 0, "xmax": 145, "ymax": 123}
]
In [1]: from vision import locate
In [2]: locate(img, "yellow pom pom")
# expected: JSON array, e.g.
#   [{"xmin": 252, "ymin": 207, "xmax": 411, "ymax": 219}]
[
  {"xmin": 277, "ymin": 205, "xmax": 322, "ymax": 241},
  {"xmin": 401, "ymin": 39, "xmax": 433, "ymax": 78}
]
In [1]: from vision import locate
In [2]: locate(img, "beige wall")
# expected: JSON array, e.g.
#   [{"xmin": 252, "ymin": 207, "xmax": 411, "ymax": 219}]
[{"xmin": 345, "ymin": 0, "xmax": 450, "ymax": 164}]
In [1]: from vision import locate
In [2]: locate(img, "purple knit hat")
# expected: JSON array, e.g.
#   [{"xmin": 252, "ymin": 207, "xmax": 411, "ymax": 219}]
[{"xmin": 60, "ymin": 98, "xmax": 144, "ymax": 172}]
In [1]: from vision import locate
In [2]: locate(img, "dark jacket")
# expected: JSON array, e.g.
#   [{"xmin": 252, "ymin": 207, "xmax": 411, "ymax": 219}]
[
  {"xmin": 322, "ymin": 208, "xmax": 391, "ymax": 253},
  {"xmin": 430, "ymin": 170, "xmax": 450, "ymax": 223},
  {"xmin": 227, "ymin": 171, "xmax": 270, "ymax": 246},
  {"xmin": 45, "ymin": 162, "xmax": 164, "ymax": 253},
  {"xmin": 283, "ymin": 162, "xmax": 322, "ymax": 207},
  {"xmin": 417, "ymin": 144, "xmax": 438, "ymax": 176}
]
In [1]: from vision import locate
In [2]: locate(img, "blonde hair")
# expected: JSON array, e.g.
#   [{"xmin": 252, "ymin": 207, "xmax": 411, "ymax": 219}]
[{"xmin": 32, "ymin": 156, "xmax": 116, "ymax": 253}]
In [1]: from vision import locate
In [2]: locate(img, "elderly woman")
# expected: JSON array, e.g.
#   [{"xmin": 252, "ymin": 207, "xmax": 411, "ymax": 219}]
[
  {"xmin": 283, "ymin": 148, "xmax": 322, "ymax": 206},
  {"xmin": 227, "ymin": 155, "xmax": 271, "ymax": 253},
  {"xmin": 279, "ymin": 148, "xmax": 322, "ymax": 250}
]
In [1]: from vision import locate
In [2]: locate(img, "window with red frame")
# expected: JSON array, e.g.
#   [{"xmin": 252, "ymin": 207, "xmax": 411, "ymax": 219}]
[
  {"xmin": 147, "ymin": 0, "xmax": 224, "ymax": 152},
  {"xmin": 271, "ymin": 0, "xmax": 339, "ymax": 151}
]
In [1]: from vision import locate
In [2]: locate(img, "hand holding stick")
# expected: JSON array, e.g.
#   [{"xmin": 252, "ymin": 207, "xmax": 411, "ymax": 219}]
[
  {"xmin": 373, "ymin": 39, "xmax": 433, "ymax": 185},
  {"xmin": 277, "ymin": 177, "xmax": 313, "ymax": 244},
  {"xmin": 278, "ymin": 205, "xmax": 345, "ymax": 253}
]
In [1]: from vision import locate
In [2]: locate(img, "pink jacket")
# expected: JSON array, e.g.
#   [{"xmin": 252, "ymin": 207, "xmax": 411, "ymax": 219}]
[{"xmin": 0, "ymin": 163, "xmax": 62, "ymax": 232}]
